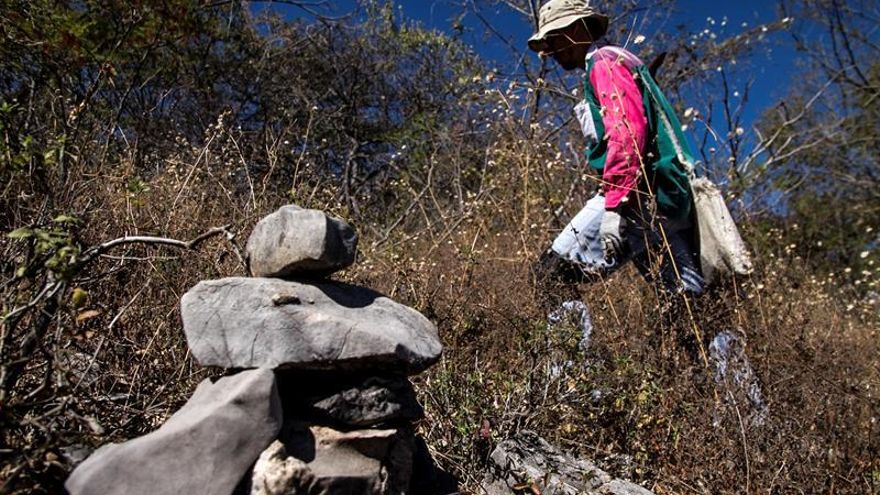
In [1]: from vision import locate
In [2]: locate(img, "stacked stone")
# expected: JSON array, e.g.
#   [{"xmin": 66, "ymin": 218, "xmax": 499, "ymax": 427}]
[{"xmin": 66, "ymin": 205, "xmax": 443, "ymax": 495}]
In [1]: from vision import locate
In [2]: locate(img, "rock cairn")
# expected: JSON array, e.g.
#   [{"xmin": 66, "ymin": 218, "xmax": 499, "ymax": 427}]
[{"xmin": 66, "ymin": 205, "xmax": 443, "ymax": 495}]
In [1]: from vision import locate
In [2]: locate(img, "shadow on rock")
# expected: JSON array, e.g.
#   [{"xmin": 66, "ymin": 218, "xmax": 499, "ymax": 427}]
[
  {"xmin": 410, "ymin": 436, "xmax": 460, "ymax": 495},
  {"xmin": 307, "ymin": 280, "xmax": 383, "ymax": 309}
]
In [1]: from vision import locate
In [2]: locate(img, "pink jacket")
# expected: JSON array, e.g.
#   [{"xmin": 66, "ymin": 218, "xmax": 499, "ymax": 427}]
[{"xmin": 587, "ymin": 46, "xmax": 647, "ymax": 210}]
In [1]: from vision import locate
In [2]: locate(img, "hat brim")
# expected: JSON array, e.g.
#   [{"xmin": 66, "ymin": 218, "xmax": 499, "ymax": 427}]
[{"xmin": 528, "ymin": 13, "xmax": 609, "ymax": 53}]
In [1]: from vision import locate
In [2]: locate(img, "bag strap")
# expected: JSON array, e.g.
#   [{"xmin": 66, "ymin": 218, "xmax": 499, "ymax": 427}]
[{"xmin": 638, "ymin": 67, "xmax": 697, "ymax": 181}]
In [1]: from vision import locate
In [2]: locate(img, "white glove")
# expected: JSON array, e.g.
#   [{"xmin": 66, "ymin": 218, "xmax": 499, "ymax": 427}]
[{"xmin": 600, "ymin": 210, "xmax": 625, "ymax": 260}]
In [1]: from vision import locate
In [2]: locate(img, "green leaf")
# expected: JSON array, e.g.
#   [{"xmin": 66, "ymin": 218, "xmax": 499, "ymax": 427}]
[
  {"xmin": 7, "ymin": 227, "xmax": 33, "ymax": 239},
  {"xmin": 71, "ymin": 287, "xmax": 89, "ymax": 308},
  {"xmin": 0, "ymin": 101, "xmax": 18, "ymax": 114},
  {"xmin": 44, "ymin": 149, "xmax": 57, "ymax": 166},
  {"xmin": 35, "ymin": 230, "xmax": 56, "ymax": 242},
  {"xmin": 53, "ymin": 214, "xmax": 79, "ymax": 225}
]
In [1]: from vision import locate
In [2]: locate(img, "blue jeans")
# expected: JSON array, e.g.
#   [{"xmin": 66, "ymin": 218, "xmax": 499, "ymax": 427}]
[{"xmin": 621, "ymin": 201, "xmax": 705, "ymax": 295}]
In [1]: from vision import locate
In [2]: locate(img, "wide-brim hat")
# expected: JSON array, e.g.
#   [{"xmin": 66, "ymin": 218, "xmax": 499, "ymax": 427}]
[{"xmin": 528, "ymin": 0, "xmax": 609, "ymax": 53}]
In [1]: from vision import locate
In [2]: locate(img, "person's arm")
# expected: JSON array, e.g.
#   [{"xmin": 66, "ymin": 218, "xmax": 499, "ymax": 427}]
[{"xmin": 589, "ymin": 51, "xmax": 648, "ymax": 210}]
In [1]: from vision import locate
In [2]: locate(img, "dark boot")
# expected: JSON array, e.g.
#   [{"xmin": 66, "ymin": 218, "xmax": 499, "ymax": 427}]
[{"xmin": 532, "ymin": 249, "xmax": 585, "ymax": 312}]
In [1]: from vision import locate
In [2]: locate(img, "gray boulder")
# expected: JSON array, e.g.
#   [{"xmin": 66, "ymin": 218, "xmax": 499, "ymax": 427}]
[
  {"xmin": 248, "ymin": 423, "xmax": 414, "ymax": 494},
  {"xmin": 280, "ymin": 374, "xmax": 423, "ymax": 428},
  {"xmin": 181, "ymin": 278, "xmax": 442, "ymax": 374},
  {"xmin": 308, "ymin": 376, "xmax": 422, "ymax": 427},
  {"xmin": 482, "ymin": 430, "xmax": 637, "ymax": 495},
  {"xmin": 247, "ymin": 205, "xmax": 358, "ymax": 278},
  {"xmin": 595, "ymin": 479, "xmax": 656, "ymax": 495},
  {"xmin": 481, "ymin": 431, "xmax": 657, "ymax": 495},
  {"xmin": 66, "ymin": 369, "xmax": 282, "ymax": 495}
]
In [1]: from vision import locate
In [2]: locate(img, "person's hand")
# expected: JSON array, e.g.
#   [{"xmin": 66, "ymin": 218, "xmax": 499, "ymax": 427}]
[{"xmin": 600, "ymin": 210, "xmax": 625, "ymax": 260}]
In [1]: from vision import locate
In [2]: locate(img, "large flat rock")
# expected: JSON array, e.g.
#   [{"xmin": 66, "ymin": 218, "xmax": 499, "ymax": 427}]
[
  {"xmin": 247, "ymin": 205, "xmax": 358, "ymax": 278},
  {"xmin": 181, "ymin": 278, "xmax": 442, "ymax": 374},
  {"xmin": 66, "ymin": 368, "xmax": 282, "ymax": 495}
]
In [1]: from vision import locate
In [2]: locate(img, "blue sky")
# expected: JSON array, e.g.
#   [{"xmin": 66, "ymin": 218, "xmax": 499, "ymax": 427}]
[{"xmin": 261, "ymin": 0, "xmax": 799, "ymax": 133}]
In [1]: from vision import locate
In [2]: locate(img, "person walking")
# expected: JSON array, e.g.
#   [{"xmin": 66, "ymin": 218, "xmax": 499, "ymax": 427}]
[{"xmin": 529, "ymin": 0, "xmax": 705, "ymax": 298}]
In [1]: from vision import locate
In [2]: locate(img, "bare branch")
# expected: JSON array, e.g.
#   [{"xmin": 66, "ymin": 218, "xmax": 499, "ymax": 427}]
[
  {"xmin": 739, "ymin": 71, "xmax": 843, "ymax": 173},
  {"xmin": 1, "ymin": 282, "xmax": 61, "ymax": 325},
  {"xmin": 80, "ymin": 225, "xmax": 235, "ymax": 266}
]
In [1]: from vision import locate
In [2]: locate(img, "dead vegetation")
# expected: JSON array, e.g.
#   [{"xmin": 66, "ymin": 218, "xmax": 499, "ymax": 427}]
[{"xmin": 1, "ymin": 1, "xmax": 878, "ymax": 494}]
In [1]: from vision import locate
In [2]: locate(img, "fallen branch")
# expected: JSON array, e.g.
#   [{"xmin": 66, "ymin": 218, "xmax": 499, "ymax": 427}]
[{"xmin": 80, "ymin": 225, "xmax": 235, "ymax": 265}]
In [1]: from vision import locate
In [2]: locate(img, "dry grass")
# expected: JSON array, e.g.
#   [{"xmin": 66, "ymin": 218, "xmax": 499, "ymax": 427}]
[
  {"xmin": 340, "ymin": 118, "xmax": 879, "ymax": 492},
  {"xmin": 362, "ymin": 227, "xmax": 880, "ymax": 493},
  {"xmin": 2, "ymin": 95, "xmax": 878, "ymax": 495}
]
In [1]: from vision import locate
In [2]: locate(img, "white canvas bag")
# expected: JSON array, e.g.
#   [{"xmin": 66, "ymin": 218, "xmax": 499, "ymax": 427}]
[
  {"xmin": 643, "ymin": 82, "xmax": 753, "ymax": 285},
  {"xmin": 691, "ymin": 177, "xmax": 753, "ymax": 284}
]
